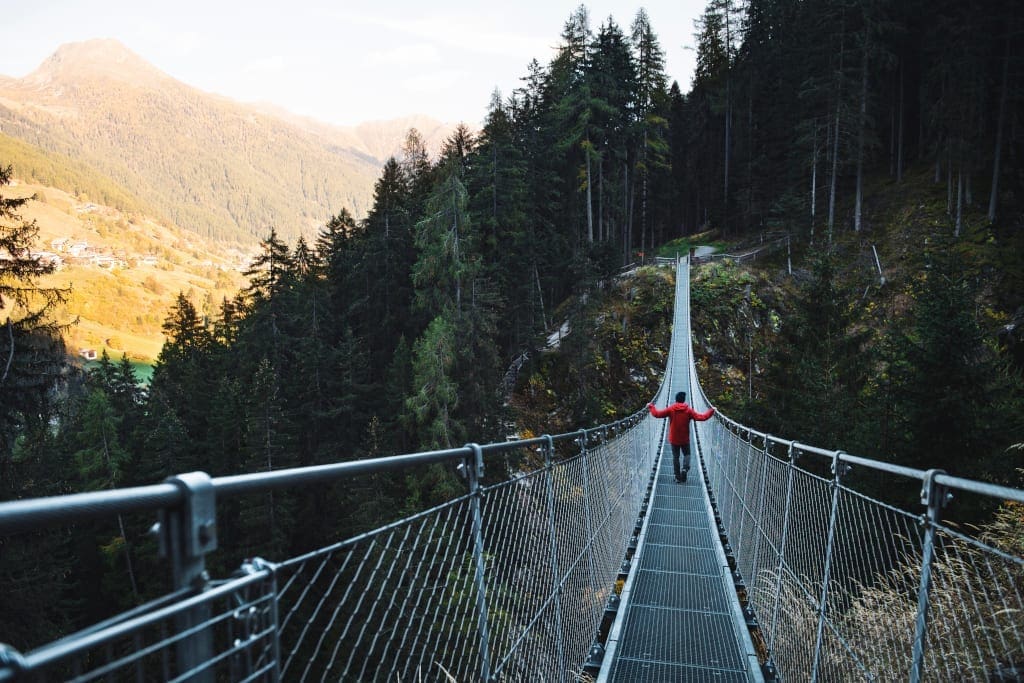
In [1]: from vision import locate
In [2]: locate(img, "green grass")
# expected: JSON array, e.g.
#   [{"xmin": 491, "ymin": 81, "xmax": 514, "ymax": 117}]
[
  {"xmin": 653, "ymin": 234, "xmax": 727, "ymax": 258},
  {"xmin": 81, "ymin": 358, "xmax": 155, "ymax": 385}
]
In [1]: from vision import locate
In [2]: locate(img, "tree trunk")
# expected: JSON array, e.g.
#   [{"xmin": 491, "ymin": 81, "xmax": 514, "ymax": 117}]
[
  {"xmin": 534, "ymin": 264, "xmax": 546, "ymax": 330},
  {"xmin": 724, "ymin": 87, "xmax": 732, "ymax": 236},
  {"xmin": 598, "ymin": 150, "xmax": 604, "ymax": 241},
  {"xmin": 855, "ymin": 42, "xmax": 868, "ymax": 232},
  {"xmin": 955, "ymin": 167, "xmax": 963, "ymax": 237},
  {"xmin": 452, "ymin": 185, "xmax": 462, "ymax": 311},
  {"xmin": 640, "ymin": 131, "xmax": 648, "ymax": 258},
  {"xmin": 988, "ymin": 27, "xmax": 1010, "ymax": 223},
  {"xmin": 897, "ymin": 61, "xmax": 905, "ymax": 182},
  {"xmin": 585, "ymin": 140, "xmax": 594, "ymax": 244},
  {"xmin": 101, "ymin": 424, "xmax": 138, "ymax": 599},
  {"xmin": 889, "ymin": 104, "xmax": 896, "ymax": 177},
  {"xmin": 626, "ymin": 162, "xmax": 635, "ymax": 262},
  {"xmin": 828, "ymin": 103, "xmax": 841, "ymax": 242},
  {"xmin": 623, "ymin": 163, "xmax": 630, "ymax": 263},
  {"xmin": 723, "ymin": 0, "xmax": 733, "ymax": 236},
  {"xmin": 117, "ymin": 514, "xmax": 139, "ymax": 598},
  {"xmin": 827, "ymin": 26, "xmax": 845, "ymax": 243},
  {"xmin": 811, "ymin": 124, "xmax": 818, "ymax": 239},
  {"xmin": 946, "ymin": 150, "xmax": 953, "ymax": 216}
]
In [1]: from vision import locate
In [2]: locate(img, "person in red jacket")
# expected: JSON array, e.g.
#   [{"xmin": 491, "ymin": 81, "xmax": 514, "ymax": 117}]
[{"xmin": 647, "ymin": 391, "xmax": 715, "ymax": 483}]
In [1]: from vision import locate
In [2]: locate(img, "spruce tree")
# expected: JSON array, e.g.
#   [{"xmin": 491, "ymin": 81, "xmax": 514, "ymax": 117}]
[
  {"xmin": 889, "ymin": 247, "xmax": 1024, "ymax": 482},
  {"xmin": 0, "ymin": 165, "xmax": 68, "ymax": 468},
  {"xmin": 758, "ymin": 251, "xmax": 872, "ymax": 450},
  {"xmin": 630, "ymin": 9, "xmax": 670, "ymax": 253}
]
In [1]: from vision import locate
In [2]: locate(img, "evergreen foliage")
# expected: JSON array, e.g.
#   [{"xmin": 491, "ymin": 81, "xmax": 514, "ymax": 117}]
[
  {"xmin": 0, "ymin": 165, "xmax": 69, "ymax": 476},
  {"xmin": 887, "ymin": 244, "xmax": 1023, "ymax": 484},
  {"xmin": 1, "ymin": 1, "xmax": 1022, "ymax": 656}
]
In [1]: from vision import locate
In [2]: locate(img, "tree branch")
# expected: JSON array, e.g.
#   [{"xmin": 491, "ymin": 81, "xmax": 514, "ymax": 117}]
[{"xmin": 1, "ymin": 318, "xmax": 13, "ymax": 387}]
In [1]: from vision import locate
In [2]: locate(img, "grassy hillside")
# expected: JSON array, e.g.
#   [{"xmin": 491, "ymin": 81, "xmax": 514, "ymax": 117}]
[
  {"xmin": 0, "ymin": 40, "xmax": 391, "ymax": 245},
  {"xmin": 685, "ymin": 162, "xmax": 1023, "ymax": 488},
  {"xmin": 7, "ymin": 177, "xmax": 247, "ymax": 365},
  {"xmin": 0, "ymin": 132, "xmax": 157, "ymax": 219}
]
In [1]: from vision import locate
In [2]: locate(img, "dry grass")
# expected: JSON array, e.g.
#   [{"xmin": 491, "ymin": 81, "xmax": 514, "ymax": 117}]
[
  {"xmin": 756, "ymin": 504, "xmax": 1024, "ymax": 682},
  {"xmin": 13, "ymin": 181, "xmax": 247, "ymax": 363}
]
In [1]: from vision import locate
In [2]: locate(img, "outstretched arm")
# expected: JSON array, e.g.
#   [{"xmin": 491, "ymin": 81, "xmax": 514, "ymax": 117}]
[
  {"xmin": 692, "ymin": 406, "xmax": 715, "ymax": 421},
  {"xmin": 648, "ymin": 402, "xmax": 670, "ymax": 418}
]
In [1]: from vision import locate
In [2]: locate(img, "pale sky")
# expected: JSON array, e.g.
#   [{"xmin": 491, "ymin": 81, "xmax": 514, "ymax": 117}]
[{"xmin": 0, "ymin": 1, "xmax": 707, "ymax": 127}]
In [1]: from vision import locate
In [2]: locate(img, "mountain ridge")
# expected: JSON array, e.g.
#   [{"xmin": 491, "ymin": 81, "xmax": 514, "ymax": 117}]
[
  {"xmin": 24, "ymin": 39, "xmax": 172, "ymax": 90},
  {"xmin": 0, "ymin": 39, "xmax": 459, "ymax": 245}
]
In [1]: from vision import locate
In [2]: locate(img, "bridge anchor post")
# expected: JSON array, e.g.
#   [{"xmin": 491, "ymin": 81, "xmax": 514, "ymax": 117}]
[
  {"xmin": 159, "ymin": 472, "xmax": 218, "ymax": 682},
  {"xmin": 910, "ymin": 469, "xmax": 951, "ymax": 682},
  {"xmin": 463, "ymin": 444, "xmax": 492, "ymax": 681}
]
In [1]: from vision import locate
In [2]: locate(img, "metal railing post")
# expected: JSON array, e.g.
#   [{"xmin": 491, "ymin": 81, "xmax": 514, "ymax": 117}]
[
  {"xmin": 578, "ymin": 429, "xmax": 600, "ymax": 597},
  {"xmin": 542, "ymin": 435, "xmax": 567, "ymax": 683},
  {"xmin": 736, "ymin": 428, "xmax": 754, "ymax": 558},
  {"xmin": 768, "ymin": 442, "xmax": 798, "ymax": 653},
  {"xmin": 810, "ymin": 451, "xmax": 849, "ymax": 682},
  {"xmin": 910, "ymin": 469, "xmax": 950, "ymax": 682},
  {"xmin": 747, "ymin": 436, "xmax": 772, "ymax": 593},
  {"xmin": 160, "ymin": 472, "xmax": 217, "ymax": 682},
  {"xmin": 464, "ymin": 444, "xmax": 492, "ymax": 680}
]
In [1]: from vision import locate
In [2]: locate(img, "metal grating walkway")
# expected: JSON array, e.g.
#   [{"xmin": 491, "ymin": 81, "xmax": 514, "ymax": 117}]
[{"xmin": 600, "ymin": 453, "xmax": 762, "ymax": 681}]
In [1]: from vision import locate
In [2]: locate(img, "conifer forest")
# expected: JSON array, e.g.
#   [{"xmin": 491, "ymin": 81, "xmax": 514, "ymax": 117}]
[{"xmin": 1, "ymin": 0, "xmax": 1022, "ymax": 647}]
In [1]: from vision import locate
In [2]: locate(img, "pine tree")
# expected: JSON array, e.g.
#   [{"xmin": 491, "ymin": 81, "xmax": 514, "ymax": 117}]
[
  {"xmin": 401, "ymin": 128, "xmax": 435, "ymax": 221},
  {"xmin": 631, "ymin": 9, "xmax": 670, "ymax": 254},
  {"xmin": 146, "ymin": 293, "xmax": 215, "ymax": 473},
  {"xmin": 406, "ymin": 315, "xmax": 460, "ymax": 450},
  {"xmin": 412, "ymin": 165, "xmax": 476, "ymax": 315},
  {"xmin": 550, "ymin": 6, "xmax": 600, "ymax": 247},
  {"xmin": 889, "ymin": 246, "xmax": 1024, "ymax": 482},
  {"xmin": 587, "ymin": 18, "xmax": 636, "ymax": 255},
  {"xmin": 468, "ymin": 90, "xmax": 540, "ymax": 356},
  {"xmin": 243, "ymin": 228, "xmax": 294, "ymax": 304},
  {"xmin": 239, "ymin": 357, "xmax": 296, "ymax": 558},
  {"xmin": 759, "ymin": 251, "xmax": 873, "ymax": 450},
  {"xmin": 0, "ymin": 165, "xmax": 68, "ymax": 467},
  {"xmin": 358, "ymin": 161, "xmax": 418, "ymax": 356}
]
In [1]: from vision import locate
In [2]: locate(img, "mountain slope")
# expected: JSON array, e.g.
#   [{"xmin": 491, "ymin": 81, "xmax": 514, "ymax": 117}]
[{"xmin": 0, "ymin": 40, "xmax": 451, "ymax": 245}]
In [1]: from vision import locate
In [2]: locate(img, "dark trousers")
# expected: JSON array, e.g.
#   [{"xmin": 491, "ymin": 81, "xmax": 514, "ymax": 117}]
[{"xmin": 671, "ymin": 443, "xmax": 691, "ymax": 477}]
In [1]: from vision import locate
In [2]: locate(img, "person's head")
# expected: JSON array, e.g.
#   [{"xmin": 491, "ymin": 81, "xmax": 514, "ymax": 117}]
[{"xmin": 675, "ymin": 391, "xmax": 686, "ymax": 403}]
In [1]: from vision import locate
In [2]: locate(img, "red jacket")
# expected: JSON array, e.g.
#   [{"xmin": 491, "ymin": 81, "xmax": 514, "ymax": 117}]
[{"xmin": 647, "ymin": 401, "xmax": 715, "ymax": 445}]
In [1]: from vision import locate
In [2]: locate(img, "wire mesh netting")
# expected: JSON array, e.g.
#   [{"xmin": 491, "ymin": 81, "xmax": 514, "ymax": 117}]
[
  {"xmin": 689, "ymin": 353, "xmax": 1024, "ymax": 682},
  {"xmin": 6, "ymin": 257, "xmax": 1023, "ymax": 683},
  {"xmin": 681, "ymin": 252, "xmax": 1024, "ymax": 681},
  {"xmin": 0, "ymin": 568, "xmax": 278, "ymax": 682},
  {"xmin": 260, "ymin": 425, "xmax": 663, "ymax": 682}
]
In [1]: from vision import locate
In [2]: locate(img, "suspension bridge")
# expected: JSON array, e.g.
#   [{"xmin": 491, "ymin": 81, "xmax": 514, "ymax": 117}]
[{"xmin": 1, "ymin": 257, "xmax": 1022, "ymax": 682}]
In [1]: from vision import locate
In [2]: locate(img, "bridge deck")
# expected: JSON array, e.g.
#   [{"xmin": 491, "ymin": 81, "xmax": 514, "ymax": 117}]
[
  {"xmin": 601, "ymin": 448, "xmax": 760, "ymax": 681},
  {"xmin": 599, "ymin": 256, "xmax": 761, "ymax": 682}
]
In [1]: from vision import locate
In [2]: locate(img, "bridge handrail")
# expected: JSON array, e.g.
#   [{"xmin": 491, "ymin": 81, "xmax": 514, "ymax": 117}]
[
  {"xmin": 684, "ymin": 257, "xmax": 1024, "ymax": 682},
  {"xmin": 0, "ymin": 414, "xmax": 647, "ymax": 537},
  {"xmin": 708, "ymin": 404, "xmax": 1024, "ymax": 504},
  {"xmin": 1, "ymin": 373, "xmax": 664, "ymax": 680}
]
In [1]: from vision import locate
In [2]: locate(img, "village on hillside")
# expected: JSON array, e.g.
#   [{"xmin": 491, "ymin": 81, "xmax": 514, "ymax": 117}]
[{"xmin": 0, "ymin": 186, "xmax": 253, "ymax": 273}]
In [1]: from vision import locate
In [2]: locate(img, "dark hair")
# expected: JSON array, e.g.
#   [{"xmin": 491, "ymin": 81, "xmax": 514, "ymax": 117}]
[{"xmin": 675, "ymin": 391, "xmax": 687, "ymax": 403}]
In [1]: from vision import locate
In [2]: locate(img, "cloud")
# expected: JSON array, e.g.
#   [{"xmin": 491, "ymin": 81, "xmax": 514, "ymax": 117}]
[
  {"xmin": 325, "ymin": 9, "xmax": 548, "ymax": 61},
  {"xmin": 364, "ymin": 43, "xmax": 440, "ymax": 67},
  {"xmin": 243, "ymin": 55, "xmax": 287, "ymax": 75},
  {"xmin": 169, "ymin": 30, "xmax": 201, "ymax": 57},
  {"xmin": 401, "ymin": 69, "xmax": 467, "ymax": 94}
]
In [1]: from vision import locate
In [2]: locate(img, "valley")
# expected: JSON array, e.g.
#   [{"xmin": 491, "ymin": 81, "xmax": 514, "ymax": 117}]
[
  {"xmin": 7, "ymin": 177, "xmax": 249, "ymax": 365},
  {"xmin": 0, "ymin": 39, "xmax": 462, "ymax": 369}
]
